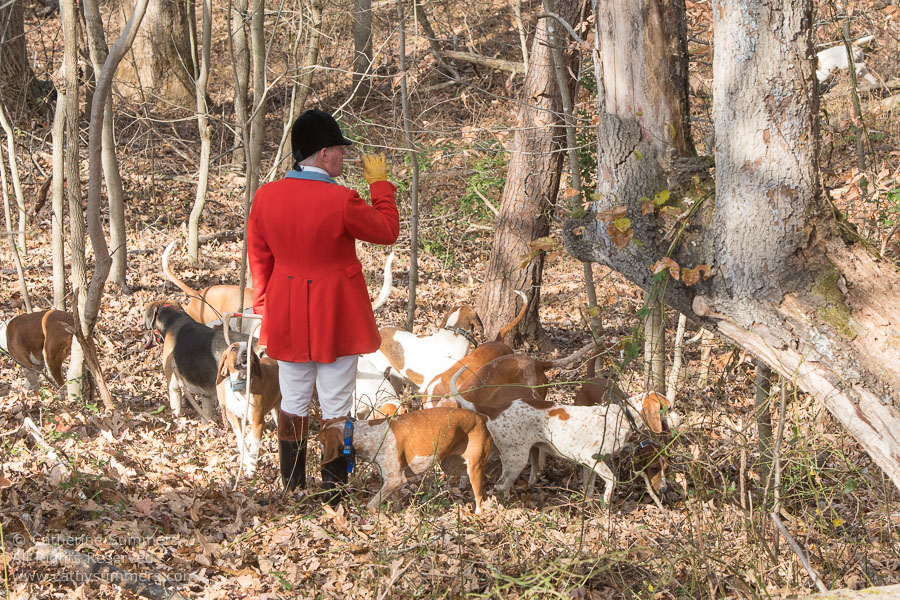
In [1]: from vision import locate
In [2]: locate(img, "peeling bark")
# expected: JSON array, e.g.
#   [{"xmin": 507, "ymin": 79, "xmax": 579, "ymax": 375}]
[{"xmin": 564, "ymin": 0, "xmax": 900, "ymax": 492}]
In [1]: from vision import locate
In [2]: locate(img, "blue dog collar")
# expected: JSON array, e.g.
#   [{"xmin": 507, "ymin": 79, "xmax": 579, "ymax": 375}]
[{"xmin": 343, "ymin": 420, "xmax": 354, "ymax": 474}]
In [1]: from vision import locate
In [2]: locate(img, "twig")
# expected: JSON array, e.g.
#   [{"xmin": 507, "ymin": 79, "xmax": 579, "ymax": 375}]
[
  {"xmin": 666, "ymin": 313, "xmax": 687, "ymax": 402},
  {"xmin": 639, "ymin": 471, "xmax": 667, "ymax": 514},
  {"xmin": 770, "ymin": 514, "xmax": 828, "ymax": 593},
  {"xmin": 71, "ymin": 288, "xmax": 114, "ymax": 410},
  {"xmin": 29, "ymin": 543, "xmax": 188, "ymax": 600},
  {"xmin": 22, "ymin": 417, "xmax": 71, "ymax": 476},
  {"xmin": 376, "ymin": 559, "xmax": 410, "ymax": 600},
  {"xmin": 535, "ymin": 12, "xmax": 585, "ymax": 44},
  {"xmin": 880, "ymin": 222, "xmax": 900, "ymax": 257},
  {"xmin": 772, "ymin": 383, "xmax": 788, "ymax": 545},
  {"xmin": 471, "ymin": 185, "xmax": 499, "ymax": 216}
]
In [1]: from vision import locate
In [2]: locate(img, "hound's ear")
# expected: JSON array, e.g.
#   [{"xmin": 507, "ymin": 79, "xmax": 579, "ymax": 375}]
[
  {"xmin": 248, "ymin": 347, "xmax": 262, "ymax": 378},
  {"xmin": 473, "ymin": 311, "xmax": 485, "ymax": 336},
  {"xmin": 641, "ymin": 392, "xmax": 665, "ymax": 434},
  {"xmin": 318, "ymin": 427, "xmax": 343, "ymax": 464},
  {"xmin": 143, "ymin": 302, "xmax": 158, "ymax": 330},
  {"xmin": 216, "ymin": 348, "xmax": 233, "ymax": 385}
]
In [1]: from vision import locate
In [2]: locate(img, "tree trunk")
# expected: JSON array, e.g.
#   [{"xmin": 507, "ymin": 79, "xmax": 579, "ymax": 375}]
[
  {"xmin": 79, "ymin": 0, "xmax": 149, "ymax": 410},
  {"xmin": 115, "ymin": 0, "xmax": 195, "ymax": 108},
  {"xmin": 396, "ymin": 0, "xmax": 419, "ymax": 330},
  {"xmin": 187, "ymin": 0, "xmax": 212, "ymax": 264},
  {"xmin": 230, "ymin": 0, "xmax": 250, "ymax": 169},
  {"xmin": 597, "ymin": 0, "xmax": 692, "ymax": 164},
  {"xmin": 475, "ymin": 0, "xmax": 581, "ymax": 347},
  {"xmin": 645, "ymin": 294, "xmax": 666, "ymax": 394},
  {"xmin": 236, "ymin": 0, "xmax": 264, "ymax": 314},
  {"xmin": 413, "ymin": 0, "xmax": 458, "ymax": 80},
  {"xmin": 539, "ymin": 3, "xmax": 602, "ymax": 339},
  {"xmin": 270, "ymin": 0, "xmax": 323, "ymax": 177},
  {"xmin": 60, "ymin": 0, "xmax": 88, "ymax": 401},
  {"xmin": 511, "ymin": 0, "xmax": 529, "ymax": 74},
  {"xmin": 0, "ymin": 142, "xmax": 32, "ymax": 312},
  {"xmin": 83, "ymin": 0, "xmax": 129, "ymax": 290},
  {"xmin": 50, "ymin": 82, "xmax": 67, "ymax": 311},
  {"xmin": 564, "ymin": 0, "xmax": 900, "ymax": 492},
  {"xmin": 665, "ymin": 312, "xmax": 687, "ymax": 402},
  {"xmin": 352, "ymin": 0, "xmax": 373, "ymax": 102},
  {"xmin": 0, "ymin": 98, "xmax": 28, "ymax": 255},
  {"xmin": 755, "ymin": 360, "xmax": 773, "ymax": 487},
  {"xmin": 0, "ymin": 0, "xmax": 42, "ymax": 119}
]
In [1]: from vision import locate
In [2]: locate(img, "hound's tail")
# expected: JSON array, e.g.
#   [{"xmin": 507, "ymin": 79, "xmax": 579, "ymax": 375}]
[
  {"xmin": 162, "ymin": 240, "xmax": 200, "ymax": 298},
  {"xmin": 449, "ymin": 363, "xmax": 479, "ymax": 412},
  {"xmin": 371, "ymin": 251, "xmax": 395, "ymax": 311},
  {"xmin": 495, "ymin": 290, "xmax": 528, "ymax": 341}
]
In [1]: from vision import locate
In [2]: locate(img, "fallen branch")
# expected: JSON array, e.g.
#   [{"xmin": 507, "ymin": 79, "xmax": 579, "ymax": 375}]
[
  {"xmin": 199, "ymin": 229, "xmax": 243, "ymax": 244},
  {"xmin": 29, "ymin": 543, "xmax": 188, "ymax": 600},
  {"xmin": 441, "ymin": 50, "xmax": 525, "ymax": 74},
  {"xmin": 770, "ymin": 513, "xmax": 828, "ymax": 593},
  {"xmin": 796, "ymin": 583, "xmax": 900, "ymax": 599},
  {"xmin": 824, "ymin": 77, "xmax": 900, "ymax": 101}
]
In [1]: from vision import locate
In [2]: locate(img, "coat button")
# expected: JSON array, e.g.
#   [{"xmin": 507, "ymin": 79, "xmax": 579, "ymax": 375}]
[
  {"xmin": 288, "ymin": 276, "xmax": 293, "ymax": 280},
  {"xmin": 308, "ymin": 279, "xmax": 312, "ymax": 283}
]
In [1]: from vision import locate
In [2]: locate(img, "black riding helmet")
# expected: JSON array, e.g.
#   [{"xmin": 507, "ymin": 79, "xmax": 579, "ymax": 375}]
[{"xmin": 291, "ymin": 110, "xmax": 353, "ymax": 162}]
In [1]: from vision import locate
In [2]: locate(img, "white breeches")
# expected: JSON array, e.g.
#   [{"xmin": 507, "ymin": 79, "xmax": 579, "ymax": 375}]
[{"xmin": 278, "ymin": 355, "xmax": 358, "ymax": 419}]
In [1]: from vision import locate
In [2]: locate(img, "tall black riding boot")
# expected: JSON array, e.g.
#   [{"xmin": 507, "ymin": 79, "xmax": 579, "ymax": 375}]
[
  {"xmin": 321, "ymin": 454, "xmax": 350, "ymax": 507},
  {"xmin": 278, "ymin": 411, "xmax": 308, "ymax": 491}
]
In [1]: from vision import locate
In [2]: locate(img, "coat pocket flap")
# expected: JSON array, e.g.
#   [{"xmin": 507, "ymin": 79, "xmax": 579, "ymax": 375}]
[{"xmin": 344, "ymin": 262, "xmax": 363, "ymax": 278}]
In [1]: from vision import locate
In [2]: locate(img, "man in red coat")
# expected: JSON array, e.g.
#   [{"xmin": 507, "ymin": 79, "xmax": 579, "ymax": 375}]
[{"xmin": 247, "ymin": 109, "xmax": 399, "ymax": 501}]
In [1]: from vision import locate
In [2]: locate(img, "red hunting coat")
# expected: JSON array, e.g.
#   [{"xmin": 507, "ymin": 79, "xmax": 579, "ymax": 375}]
[{"xmin": 247, "ymin": 170, "xmax": 399, "ymax": 363}]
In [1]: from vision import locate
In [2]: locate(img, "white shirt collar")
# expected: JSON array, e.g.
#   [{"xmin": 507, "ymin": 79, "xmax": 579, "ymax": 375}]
[{"xmin": 298, "ymin": 165, "xmax": 328, "ymax": 176}]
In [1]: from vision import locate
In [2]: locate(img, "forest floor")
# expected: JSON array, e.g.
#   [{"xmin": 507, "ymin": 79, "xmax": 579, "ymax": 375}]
[{"xmin": 1, "ymin": 0, "xmax": 899, "ymax": 598}]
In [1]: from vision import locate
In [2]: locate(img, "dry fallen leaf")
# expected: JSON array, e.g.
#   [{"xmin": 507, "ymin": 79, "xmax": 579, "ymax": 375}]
[
  {"xmin": 596, "ymin": 205, "xmax": 628, "ymax": 222},
  {"xmin": 651, "ymin": 257, "xmax": 681, "ymax": 280}
]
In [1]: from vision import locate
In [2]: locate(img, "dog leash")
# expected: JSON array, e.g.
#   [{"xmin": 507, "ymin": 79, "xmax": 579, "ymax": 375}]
[
  {"xmin": 615, "ymin": 397, "xmax": 642, "ymax": 433},
  {"xmin": 343, "ymin": 420, "xmax": 355, "ymax": 474},
  {"xmin": 443, "ymin": 326, "xmax": 479, "ymax": 348}
]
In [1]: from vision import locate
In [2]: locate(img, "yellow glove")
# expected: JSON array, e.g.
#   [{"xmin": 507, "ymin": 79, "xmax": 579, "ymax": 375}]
[{"xmin": 362, "ymin": 153, "xmax": 388, "ymax": 184}]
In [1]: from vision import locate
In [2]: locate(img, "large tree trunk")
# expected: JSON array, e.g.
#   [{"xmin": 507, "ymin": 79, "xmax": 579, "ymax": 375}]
[
  {"xmin": 475, "ymin": 0, "xmax": 582, "ymax": 347},
  {"xmin": 591, "ymin": 0, "xmax": 693, "ymax": 394},
  {"xmin": 0, "ymin": 0, "xmax": 42, "ymax": 119},
  {"xmin": 598, "ymin": 0, "xmax": 692, "ymax": 162},
  {"xmin": 564, "ymin": 0, "xmax": 900, "ymax": 491},
  {"xmin": 115, "ymin": 0, "xmax": 195, "ymax": 108}
]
